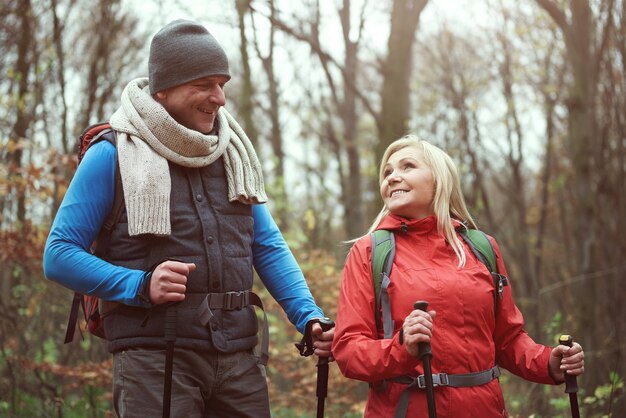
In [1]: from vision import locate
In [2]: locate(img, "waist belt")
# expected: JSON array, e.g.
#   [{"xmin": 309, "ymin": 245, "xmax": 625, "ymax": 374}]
[
  {"xmin": 391, "ymin": 365, "xmax": 501, "ymax": 388},
  {"xmin": 389, "ymin": 365, "xmax": 501, "ymax": 418},
  {"xmin": 101, "ymin": 291, "xmax": 270, "ymax": 365},
  {"xmin": 197, "ymin": 290, "xmax": 251, "ymax": 313},
  {"xmin": 196, "ymin": 291, "xmax": 270, "ymax": 366}
]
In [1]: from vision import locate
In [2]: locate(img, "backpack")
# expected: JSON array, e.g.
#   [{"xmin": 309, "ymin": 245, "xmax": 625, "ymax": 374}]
[
  {"xmin": 370, "ymin": 227, "xmax": 509, "ymax": 339},
  {"xmin": 63, "ymin": 122, "xmax": 125, "ymax": 343}
]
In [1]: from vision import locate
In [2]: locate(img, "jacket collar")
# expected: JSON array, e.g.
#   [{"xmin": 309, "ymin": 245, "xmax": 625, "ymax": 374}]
[{"xmin": 376, "ymin": 214, "xmax": 464, "ymax": 234}]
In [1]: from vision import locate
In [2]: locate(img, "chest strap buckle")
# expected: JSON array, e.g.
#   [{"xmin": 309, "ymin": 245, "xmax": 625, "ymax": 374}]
[
  {"xmin": 417, "ymin": 372, "xmax": 449, "ymax": 389},
  {"xmin": 415, "ymin": 365, "xmax": 500, "ymax": 390},
  {"xmin": 197, "ymin": 290, "xmax": 251, "ymax": 327}
]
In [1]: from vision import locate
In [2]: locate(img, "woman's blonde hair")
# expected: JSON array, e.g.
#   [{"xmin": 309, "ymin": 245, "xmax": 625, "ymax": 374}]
[{"xmin": 367, "ymin": 135, "xmax": 477, "ymax": 267}]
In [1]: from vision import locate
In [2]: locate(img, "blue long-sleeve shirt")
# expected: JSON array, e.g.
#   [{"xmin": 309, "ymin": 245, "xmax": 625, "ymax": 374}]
[{"xmin": 43, "ymin": 140, "xmax": 323, "ymax": 333}]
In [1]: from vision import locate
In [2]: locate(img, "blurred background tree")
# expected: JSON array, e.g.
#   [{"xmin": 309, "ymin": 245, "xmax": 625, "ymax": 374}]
[{"xmin": 0, "ymin": 0, "xmax": 624, "ymax": 416}]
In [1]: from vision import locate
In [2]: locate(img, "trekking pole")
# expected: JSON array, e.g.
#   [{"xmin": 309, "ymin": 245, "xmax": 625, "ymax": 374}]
[
  {"xmin": 163, "ymin": 303, "xmax": 178, "ymax": 418},
  {"xmin": 559, "ymin": 335, "xmax": 580, "ymax": 418},
  {"xmin": 414, "ymin": 301, "xmax": 437, "ymax": 418},
  {"xmin": 316, "ymin": 318, "xmax": 335, "ymax": 418}
]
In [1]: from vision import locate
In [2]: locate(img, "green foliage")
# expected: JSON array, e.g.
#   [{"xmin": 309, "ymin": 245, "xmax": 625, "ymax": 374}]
[
  {"xmin": 0, "ymin": 386, "xmax": 110, "ymax": 418},
  {"xmin": 500, "ymin": 370, "xmax": 625, "ymax": 418},
  {"xmin": 548, "ymin": 395, "xmax": 570, "ymax": 415},
  {"xmin": 543, "ymin": 311, "xmax": 563, "ymax": 337},
  {"xmin": 582, "ymin": 372, "xmax": 624, "ymax": 416},
  {"xmin": 40, "ymin": 338, "xmax": 60, "ymax": 364}
]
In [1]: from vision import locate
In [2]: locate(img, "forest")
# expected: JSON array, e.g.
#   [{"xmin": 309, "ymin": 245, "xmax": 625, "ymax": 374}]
[{"xmin": 0, "ymin": 0, "xmax": 624, "ymax": 416}]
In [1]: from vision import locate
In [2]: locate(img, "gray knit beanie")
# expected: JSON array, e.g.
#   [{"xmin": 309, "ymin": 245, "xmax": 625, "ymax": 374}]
[{"xmin": 149, "ymin": 19, "xmax": 231, "ymax": 95}]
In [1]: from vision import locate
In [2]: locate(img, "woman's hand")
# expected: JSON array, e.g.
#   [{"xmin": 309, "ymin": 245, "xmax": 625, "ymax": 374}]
[
  {"xmin": 311, "ymin": 322, "xmax": 335, "ymax": 360},
  {"xmin": 402, "ymin": 308, "xmax": 436, "ymax": 357},
  {"xmin": 549, "ymin": 341, "xmax": 585, "ymax": 383}
]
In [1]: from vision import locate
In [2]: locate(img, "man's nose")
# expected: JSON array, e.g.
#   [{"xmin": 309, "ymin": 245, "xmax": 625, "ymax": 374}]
[{"xmin": 210, "ymin": 85, "xmax": 226, "ymax": 106}]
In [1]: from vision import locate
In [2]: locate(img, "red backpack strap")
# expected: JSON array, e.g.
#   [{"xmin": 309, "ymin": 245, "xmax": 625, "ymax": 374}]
[
  {"xmin": 65, "ymin": 127, "xmax": 124, "ymax": 343},
  {"xmin": 78, "ymin": 122, "xmax": 112, "ymax": 161},
  {"xmin": 92, "ymin": 129, "xmax": 124, "ymax": 257}
]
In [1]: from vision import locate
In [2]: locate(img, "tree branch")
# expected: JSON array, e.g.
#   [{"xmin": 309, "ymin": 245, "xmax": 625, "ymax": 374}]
[
  {"xmin": 534, "ymin": 0, "xmax": 568, "ymax": 32},
  {"xmin": 249, "ymin": 3, "xmax": 381, "ymax": 126}
]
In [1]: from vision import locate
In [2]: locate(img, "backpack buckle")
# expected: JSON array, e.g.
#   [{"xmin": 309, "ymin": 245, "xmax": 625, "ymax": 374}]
[
  {"xmin": 224, "ymin": 291, "xmax": 248, "ymax": 310},
  {"xmin": 417, "ymin": 373, "xmax": 449, "ymax": 389},
  {"xmin": 494, "ymin": 274, "xmax": 509, "ymax": 299}
]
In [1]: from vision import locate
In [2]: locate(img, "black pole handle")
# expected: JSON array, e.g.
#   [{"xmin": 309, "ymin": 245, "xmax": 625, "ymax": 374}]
[
  {"xmin": 559, "ymin": 335, "xmax": 579, "ymax": 394},
  {"xmin": 164, "ymin": 303, "xmax": 178, "ymax": 342},
  {"xmin": 318, "ymin": 317, "xmax": 335, "ymax": 332},
  {"xmin": 162, "ymin": 303, "xmax": 178, "ymax": 418},
  {"xmin": 316, "ymin": 317, "xmax": 335, "ymax": 372},
  {"xmin": 414, "ymin": 301, "xmax": 432, "ymax": 358},
  {"xmin": 315, "ymin": 318, "xmax": 335, "ymax": 418},
  {"xmin": 559, "ymin": 334, "xmax": 581, "ymax": 418},
  {"xmin": 414, "ymin": 301, "xmax": 437, "ymax": 418},
  {"xmin": 316, "ymin": 317, "xmax": 335, "ymax": 366}
]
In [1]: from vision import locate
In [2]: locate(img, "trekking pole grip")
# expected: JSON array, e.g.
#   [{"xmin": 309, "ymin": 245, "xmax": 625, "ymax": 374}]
[
  {"xmin": 318, "ymin": 317, "xmax": 335, "ymax": 332},
  {"xmin": 315, "ymin": 318, "xmax": 335, "ymax": 401},
  {"xmin": 316, "ymin": 318, "xmax": 335, "ymax": 367},
  {"xmin": 559, "ymin": 335, "xmax": 579, "ymax": 393},
  {"xmin": 414, "ymin": 301, "xmax": 432, "ymax": 358}
]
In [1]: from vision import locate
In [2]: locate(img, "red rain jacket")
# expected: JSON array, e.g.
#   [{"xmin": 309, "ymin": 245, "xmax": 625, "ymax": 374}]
[{"xmin": 332, "ymin": 215, "xmax": 555, "ymax": 417}]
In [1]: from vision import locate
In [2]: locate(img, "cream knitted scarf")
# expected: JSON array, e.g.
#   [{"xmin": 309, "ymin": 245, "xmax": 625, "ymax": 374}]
[{"xmin": 109, "ymin": 78, "xmax": 267, "ymax": 236}]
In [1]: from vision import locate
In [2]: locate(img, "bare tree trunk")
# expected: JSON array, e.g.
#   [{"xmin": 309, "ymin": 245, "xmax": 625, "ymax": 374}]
[
  {"xmin": 235, "ymin": 0, "xmax": 260, "ymax": 148},
  {"xmin": 252, "ymin": 0, "xmax": 288, "ymax": 229},
  {"xmin": 535, "ymin": 0, "xmax": 596, "ymax": 268},
  {"xmin": 50, "ymin": 0, "xmax": 71, "ymax": 154},
  {"xmin": 535, "ymin": 0, "xmax": 624, "ymax": 394},
  {"xmin": 6, "ymin": 0, "xmax": 34, "ymax": 227},
  {"xmin": 377, "ymin": 0, "xmax": 428, "ymax": 161},
  {"xmin": 338, "ymin": 0, "xmax": 364, "ymax": 236}
]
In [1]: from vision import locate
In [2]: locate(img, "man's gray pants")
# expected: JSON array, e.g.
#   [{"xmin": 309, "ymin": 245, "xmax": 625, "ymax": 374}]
[{"xmin": 113, "ymin": 347, "xmax": 270, "ymax": 418}]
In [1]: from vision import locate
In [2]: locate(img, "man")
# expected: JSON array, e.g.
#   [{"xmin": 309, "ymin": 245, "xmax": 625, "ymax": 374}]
[{"xmin": 44, "ymin": 19, "xmax": 333, "ymax": 417}]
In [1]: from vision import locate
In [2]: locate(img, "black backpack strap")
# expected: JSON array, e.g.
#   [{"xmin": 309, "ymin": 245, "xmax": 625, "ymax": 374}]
[{"xmin": 64, "ymin": 292, "xmax": 84, "ymax": 344}]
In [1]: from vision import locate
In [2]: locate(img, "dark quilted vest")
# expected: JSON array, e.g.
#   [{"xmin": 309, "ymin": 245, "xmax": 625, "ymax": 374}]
[{"xmin": 102, "ymin": 157, "xmax": 257, "ymax": 353}]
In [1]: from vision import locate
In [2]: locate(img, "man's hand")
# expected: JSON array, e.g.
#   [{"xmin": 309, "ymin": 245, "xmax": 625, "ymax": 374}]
[
  {"xmin": 311, "ymin": 322, "xmax": 335, "ymax": 360},
  {"xmin": 150, "ymin": 260, "xmax": 196, "ymax": 304}
]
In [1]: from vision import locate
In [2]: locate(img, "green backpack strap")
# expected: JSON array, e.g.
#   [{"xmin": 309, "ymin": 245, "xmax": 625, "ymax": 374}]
[
  {"xmin": 459, "ymin": 229, "xmax": 497, "ymax": 273},
  {"xmin": 370, "ymin": 227, "xmax": 509, "ymax": 339},
  {"xmin": 459, "ymin": 228, "xmax": 509, "ymax": 310},
  {"xmin": 370, "ymin": 230, "xmax": 395, "ymax": 334}
]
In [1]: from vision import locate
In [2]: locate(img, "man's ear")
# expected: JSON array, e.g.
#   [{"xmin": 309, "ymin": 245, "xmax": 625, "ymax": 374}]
[{"xmin": 155, "ymin": 91, "xmax": 167, "ymax": 101}]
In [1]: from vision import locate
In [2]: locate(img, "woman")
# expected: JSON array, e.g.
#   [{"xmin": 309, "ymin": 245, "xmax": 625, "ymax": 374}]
[{"xmin": 331, "ymin": 135, "xmax": 584, "ymax": 417}]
